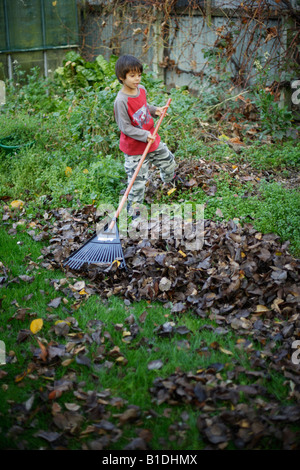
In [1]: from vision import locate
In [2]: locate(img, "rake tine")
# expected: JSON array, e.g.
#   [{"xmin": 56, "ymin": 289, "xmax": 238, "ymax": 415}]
[{"xmin": 63, "ymin": 222, "xmax": 126, "ymax": 271}]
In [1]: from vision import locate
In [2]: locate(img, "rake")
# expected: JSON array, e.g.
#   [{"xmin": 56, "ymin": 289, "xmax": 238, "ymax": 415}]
[{"xmin": 63, "ymin": 97, "xmax": 172, "ymax": 271}]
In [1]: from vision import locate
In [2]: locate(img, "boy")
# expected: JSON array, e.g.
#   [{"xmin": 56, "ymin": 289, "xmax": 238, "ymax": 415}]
[{"xmin": 114, "ymin": 54, "xmax": 177, "ymax": 217}]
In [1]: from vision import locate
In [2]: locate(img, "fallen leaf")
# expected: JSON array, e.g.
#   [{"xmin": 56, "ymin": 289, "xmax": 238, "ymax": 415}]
[
  {"xmin": 47, "ymin": 297, "xmax": 62, "ymax": 308},
  {"xmin": 19, "ymin": 275, "xmax": 35, "ymax": 283},
  {"xmin": 147, "ymin": 359, "xmax": 163, "ymax": 370},
  {"xmin": 30, "ymin": 318, "xmax": 43, "ymax": 334},
  {"xmin": 255, "ymin": 305, "xmax": 270, "ymax": 314},
  {"xmin": 167, "ymin": 188, "xmax": 177, "ymax": 196},
  {"xmin": 65, "ymin": 166, "xmax": 72, "ymax": 177},
  {"xmin": 35, "ymin": 430, "xmax": 61, "ymax": 443},
  {"xmin": 10, "ymin": 200, "xmax": 24, "ymax": 209},
  {"xmin": 36, "ymin": 338, "xmax": 47, "ymax": 361},
  {"xmin": 119, "ymin": 406, "xmax": 140, "ymax": 424},
  {"xmin": 219, "ymin": 134, "xmax": 230, "ymax": 141},
  {"xmin": 219, "ymin": 347, "xmax": 234, "ymax": 355},
  {"xmin": 48, "ymin": 390, "xmax": 63, "ymax": 400},
  {"xmin": 64, "ymin": 403, "xmax": 81, "ymax": 412},
  {"xmin": 72, "ymin": 281, "xmax": 86, "ymax": 291},
  {"xmin": 159, "ymin": 277, "xmax": 172, "ymax": 292}
]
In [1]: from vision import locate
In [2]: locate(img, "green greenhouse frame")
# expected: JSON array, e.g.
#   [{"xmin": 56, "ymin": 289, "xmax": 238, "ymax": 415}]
[{"xmin": 0, "ymin": 0, "xmax": 79, "ymax": 79}]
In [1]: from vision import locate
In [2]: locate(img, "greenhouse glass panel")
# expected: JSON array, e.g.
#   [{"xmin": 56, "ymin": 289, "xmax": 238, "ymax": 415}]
[
  {"xmin": 0, "ymin": 0, "xmax": 78, "ymax": 52},
  {"xmin": 6, "ymin": 0, "xmax": 43, "ymax": 50},
  {"xmin": 0, "ymin": 1, "xmax": 6, "ymax": 51},
  {"xmin": 44, "ymin": 0, "xmax": 78, "ymax": 47}
]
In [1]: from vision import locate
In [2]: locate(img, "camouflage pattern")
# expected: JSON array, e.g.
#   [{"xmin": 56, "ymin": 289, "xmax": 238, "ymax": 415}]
[{"xmin": 124, "ymin": 141, "xmax": 176, "ymax": 211}]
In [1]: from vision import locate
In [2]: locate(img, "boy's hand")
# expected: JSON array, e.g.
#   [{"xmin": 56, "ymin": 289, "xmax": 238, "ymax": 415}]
[
  {"xmin": 147, "ymin": 133, "xmax": 155, "ymax": 142},
  {"xmin": 155, "ymin": 105, "xmax": 168, "ymax": 117}
]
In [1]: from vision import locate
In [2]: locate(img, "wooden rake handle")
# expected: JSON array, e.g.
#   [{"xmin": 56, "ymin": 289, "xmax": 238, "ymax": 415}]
[{"xmin": 109, "ymin": 97, "xmax": 172, "ymax": 230}]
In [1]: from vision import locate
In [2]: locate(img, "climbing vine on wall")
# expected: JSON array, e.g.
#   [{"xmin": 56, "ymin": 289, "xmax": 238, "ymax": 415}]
[{"xmin": 77, "ymin": 0, "xmax": 299, "ymax": 98}]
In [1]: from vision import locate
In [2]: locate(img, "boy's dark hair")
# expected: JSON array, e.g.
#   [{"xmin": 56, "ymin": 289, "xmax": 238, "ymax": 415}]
[{"xmin": 115, "ymin": 55, "xmax": 143, "ymax": 83}]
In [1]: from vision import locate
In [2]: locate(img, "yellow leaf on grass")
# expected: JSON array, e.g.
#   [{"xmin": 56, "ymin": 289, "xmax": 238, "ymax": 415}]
[
  {"xmin": 83, "ymin": 169, "xmax": 89, "ymax": 174},
  {"xmin": 167, "ymin": 187, "xmax": 176, "ymax": 196},
  {"xmin": 11, "ymin": 200, "xmax": 24, "ymax": 209},
  {"xmin": 219, "ymin": 134, "xmax": 230, "ymax": 141},
  {"xmin": 15, "ymin": 370, "xmax": 28, "ymax": 383},
  {"xmin": 116, "ymin": 356, "xmax": 125, "ymax": 363},
  {"xmin": 79, "ymin": 288, "xmax": 88, "ymax": 295},
  {"xmin": 65, "ymin": 166, "xmax": 72, "ymax": 177},
  {"xmin": 55, "ymin": 320, "xmax": 71, "ymax": 326},
  {"xmin": 122, "ymin": 331, "xmax": 131, "ymax": 337},
  {"xmin": 219, "ymin": 347, "xmax": 233, "ymax": 355},
  {"xmin": 30, "ymin": 318, "xmax": 43, "ymax": 334}
]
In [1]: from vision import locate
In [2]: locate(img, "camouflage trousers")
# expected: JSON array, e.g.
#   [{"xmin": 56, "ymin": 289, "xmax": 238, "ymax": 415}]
[{"xmin": 124, "ymin": 141, "xmax": 176, "ymax": 210}]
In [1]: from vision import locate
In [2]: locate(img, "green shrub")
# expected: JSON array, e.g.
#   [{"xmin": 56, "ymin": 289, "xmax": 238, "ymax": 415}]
[
  {"xmin": 238, "ymin": 141, "xmax": 300, "ymax": 170},
  {"xmin": 54, "ymin": 51, "xmax": 119, "ymax": 91}
]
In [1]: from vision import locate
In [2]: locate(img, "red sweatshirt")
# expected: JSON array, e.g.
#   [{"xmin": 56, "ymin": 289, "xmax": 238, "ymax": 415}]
[{"xmin": 114, "ymin": 85, "xmax": 160, "ymax": 155}]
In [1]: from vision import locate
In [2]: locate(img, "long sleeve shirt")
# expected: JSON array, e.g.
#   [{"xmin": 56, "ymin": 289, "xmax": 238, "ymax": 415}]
[{"xmin": 114, "ymin": 85, "xmax": 161, "ymax": 155}]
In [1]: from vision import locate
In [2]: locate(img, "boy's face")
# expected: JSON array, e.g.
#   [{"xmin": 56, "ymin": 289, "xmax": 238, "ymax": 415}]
[{"xmin": 121, "ymin": 70, "xmax": 142, "ymax": 94}]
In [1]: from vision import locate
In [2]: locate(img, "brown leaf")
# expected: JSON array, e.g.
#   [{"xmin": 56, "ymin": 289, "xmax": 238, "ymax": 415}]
[
  {"xmin": 48, "ymin": 390, "xmax": 63, "ymax": 400},
  {"xmin": 119, "ymin": 406, "xmax": 140, "ymax": 425},
  {"xmin": 17, "ymin": 329, "xmax": 31, "ymax": 343},
  {"xmin": 36, "ymin": 338, "xmax": 48, "ymax": 362},
  {"xmin": 204, "ymin": 422, "xmax": 229, "ymax": 444},
  {"xmin": 124, "ymin": 437, "xmax": 148, "ymax": 450},
  {"xmin": 47, "ymin": 297, "xmax": 62, "ymax": 308}
]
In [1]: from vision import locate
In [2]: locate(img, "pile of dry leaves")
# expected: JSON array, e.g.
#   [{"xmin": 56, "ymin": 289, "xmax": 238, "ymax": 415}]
[{"xmin": 40, "ymin": 199, "xmax": 299, "ymax": 327}]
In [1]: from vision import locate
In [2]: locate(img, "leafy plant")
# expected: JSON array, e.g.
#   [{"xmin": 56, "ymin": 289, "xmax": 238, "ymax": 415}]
[
  {"xmin": 237, "ymin": 141, "xmax": 300, "ymax": 170},
  {"xmin": 250, "ymin": 55, "xmax": 294, "ymax": 141},
  {"xmin": 54, "ymin": 51, "xmax": 119, "ymax": 90},
  {"xmin": 0, "ymin": 113, "xmax": 37, "ymax": 144}
]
